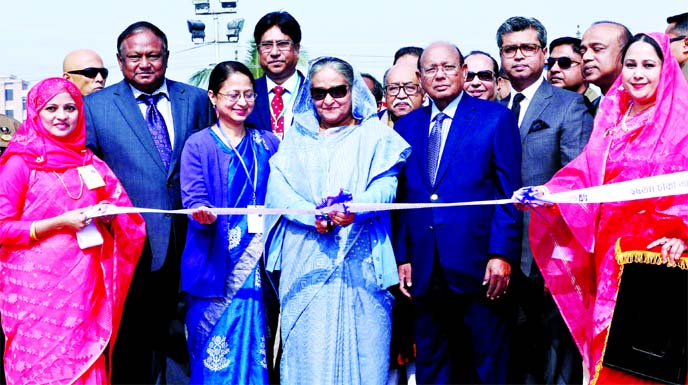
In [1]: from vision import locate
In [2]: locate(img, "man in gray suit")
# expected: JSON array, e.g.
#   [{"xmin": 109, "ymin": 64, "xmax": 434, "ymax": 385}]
[
  {"xmin": 496, "ymin": 16, "xmax": 593, "ymax": 385},
  {"xmin": 85, "ymin": 21, "xmax": 213, "ymax": 384}
]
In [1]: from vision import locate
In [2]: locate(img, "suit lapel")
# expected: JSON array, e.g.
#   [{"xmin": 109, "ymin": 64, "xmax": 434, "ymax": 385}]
[
  {"xmin": 168, "ymin": 80, "xmax": 188, "ymax": 176},
  {"xmin": 255, "ymin": 76, "xmax": 270, "ymax": 130},
  {"xmin": 112, "ymin": 81, "xmax": 166, "ymax": 171},
  {"xmin": 413, "ymin": 107, "xmax": 434, "ymax": 190},
  {"xmin": 433, "ymin": 96, "xmax": 474, "ymax": 188},
  {"xmin": 519, "ymin": 81, "xmax": 551, "ymax": 140}
]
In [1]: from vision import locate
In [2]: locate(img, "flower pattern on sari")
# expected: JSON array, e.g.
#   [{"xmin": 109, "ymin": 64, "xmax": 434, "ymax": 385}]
[{"xmin": 203, "ymin": 335, "xmax": 231, "ymax": 372}]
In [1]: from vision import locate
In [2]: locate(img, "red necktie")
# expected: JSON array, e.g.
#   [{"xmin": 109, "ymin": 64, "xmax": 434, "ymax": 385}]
[{"xmin": 271, "ymin": 85, "xmax": 285, "ymax": 135}]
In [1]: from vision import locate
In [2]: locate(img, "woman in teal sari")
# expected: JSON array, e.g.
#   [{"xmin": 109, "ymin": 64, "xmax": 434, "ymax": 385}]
[
  {"xmin": 180, "ymin": 61, "xmax": 280, "ymax": 384},
  {"xmin": 264, "ymin": 57, "xmax": 411, "ymax": 385}
]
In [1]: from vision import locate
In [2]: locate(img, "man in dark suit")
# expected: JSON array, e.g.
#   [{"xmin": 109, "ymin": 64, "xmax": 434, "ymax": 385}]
[
  {"xmin": 245, "ymin": 11, "xmax": 305, "ymax": 382},
  {"xmin": 246, "ymin": 11, "xmax": 304, "ymax": 140},
  {"xmin": 394, "ymin": 41, "xmax": 522, "ymax": 384},
  {"xmin": 496, "ymin": 16, "xmax": 593, "ymax": 385},
  {"xmin": 84, "ymin": 21, "xmax": 213, "ymax": 384}
]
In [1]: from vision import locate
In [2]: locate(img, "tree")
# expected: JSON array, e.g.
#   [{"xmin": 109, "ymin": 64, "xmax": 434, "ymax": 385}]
[{"xmin": 188, "ymin": 39, "xmax": 309, "ymax": 88}]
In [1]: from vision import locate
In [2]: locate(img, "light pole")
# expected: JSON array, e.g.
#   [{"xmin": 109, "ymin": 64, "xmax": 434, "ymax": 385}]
[{"xmin": 187, "ymin": 0, "xmax": 244, "ymax": 64}]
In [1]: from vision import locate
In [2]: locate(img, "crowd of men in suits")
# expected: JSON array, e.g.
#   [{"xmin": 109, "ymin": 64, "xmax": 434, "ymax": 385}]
[{"xmin": 34, "ymin": 9, "xmax": 688, "ymax": 385}]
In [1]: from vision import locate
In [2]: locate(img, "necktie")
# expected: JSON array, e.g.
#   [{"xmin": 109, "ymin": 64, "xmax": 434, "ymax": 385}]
[
  {"xmin": 511, "ymin": 92, "xmax": 525, "ymax": 122},
  {"xmin": 427, "ymin": 112, "xmax": 447, "ymax": 185},
  {"xmin": 139, "ymin": 93, "xmax": 172, "ymax": 169},
  {"xmin": 271, "ymin": 85, "xmax": 286, "ymax": 135}
]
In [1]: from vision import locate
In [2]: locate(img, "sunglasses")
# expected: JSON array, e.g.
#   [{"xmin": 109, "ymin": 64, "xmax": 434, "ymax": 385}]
[
  {"xmin": 670, "ymin": 35, "xmax": 686, "ymax": 43},
  {"xmin": 67, "ymin": 67, "xmax": 109, "ymax": 79},
  {"xmin": 466, "ymin": 70, "xmax": 495, "ymax": 82},
  {"xmin": 310, "ymin": 85, "xmax": 348, "ymax": 101},
  {"xmin": 546, "ymin": 57, "xmax": 580, "ymax": 70}
]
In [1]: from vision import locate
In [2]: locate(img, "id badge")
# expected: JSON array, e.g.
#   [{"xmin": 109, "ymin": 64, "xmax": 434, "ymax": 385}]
[
  {"xmin": 77, "ymin": 165, "xmax": 106, "ymax": 190},
  {"xmin": 76, "ymin": 222, "xmax": 104, "ymax": 249},
  {"xmin": 247, "ymin": 205, "xmax": 265, "ymax": 234}
]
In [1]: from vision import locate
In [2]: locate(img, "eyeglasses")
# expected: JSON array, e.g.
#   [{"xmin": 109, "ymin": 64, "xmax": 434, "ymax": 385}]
[
  {"xmin": 466, "ymin": 70, "xmax": 495, "ymax": 82},
  {"xmin": 421, "ymin": 64, "xmax": 460, "ymax": 77},
  {"xmin": 546, "ymin": 57, "xmax": 580, "ymax": 70},
  {"xmin": 216, "ymin": 91, "xmax": 256, "ymax": 103},
  {"xmin": 310, "ymin": 85, "xmax": 348, "ymax": 100},
  {"xmin": 384, "ymin": 83, "xmax": 421, "ymax": 96},
  {"xmin": 670, "ymin": 35, "xmax": 686, "ymax": 43},
  {"xmin": 500, "ymin": 44, "xmax": 542, "ymax": 58},
  {"xmin": 258, "ymin": 40, "xmax": 293, "ymax": 53},
  {"xmin": 67, "ymin": 67, "xmax": 109, "ymax": 79}
]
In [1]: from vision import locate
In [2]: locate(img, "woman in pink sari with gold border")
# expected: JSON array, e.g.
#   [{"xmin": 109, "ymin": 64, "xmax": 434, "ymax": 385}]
[
  {"xmin": 0, "ymin": 78, "xmax": 146, "ymax": 384},
  {"xmin": 526, "ymin": 33, "xmax": 688, "ymax": 384}
]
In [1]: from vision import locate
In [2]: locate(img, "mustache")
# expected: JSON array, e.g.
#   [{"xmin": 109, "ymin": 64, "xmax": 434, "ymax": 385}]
[{"xmin": 392, "ymin": 99, "xmax": 413, "ymax": 108}]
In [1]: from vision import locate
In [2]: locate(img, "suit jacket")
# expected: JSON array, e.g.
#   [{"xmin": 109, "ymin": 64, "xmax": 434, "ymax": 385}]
[
  {"xmin": 246, "ymin": 71, "xmax": 305, "ymax": 133},
  {"xmin": 394, "ymin": 95, "xmax": 523, "ymax": 297},
  {"xmin": 84, "ymin": 79, "xmax": 214, "ymax": 271},
  {"xmin": 506, "ymin": 81, "xmax": 593, "ymax": 277}
]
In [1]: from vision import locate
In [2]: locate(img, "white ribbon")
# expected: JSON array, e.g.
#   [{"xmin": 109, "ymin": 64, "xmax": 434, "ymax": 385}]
[{"xmin": 86, "ymin": 171, "xmax": 688, "ymax": 218}]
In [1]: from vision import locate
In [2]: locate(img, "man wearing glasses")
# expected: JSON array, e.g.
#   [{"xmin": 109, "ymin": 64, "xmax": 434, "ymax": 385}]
[
  {"xmin": 394, "ymin": 41, "xmax": 522, "ymax": 384},
  {"xmin": 496, "ymin": 16, "xmax": 593, "ymax": 385},
  {"xmin": 247, "ymin": 11, "xmax": 304, "ymax": 140},
  {"xmin": 84, "ymin": 21, "xmax": 213, "ymax": 384},
  {"xmin": 379, "ymin": 63, "xmax": 424, "ymax": 127},
  {"xmin": 666, "ymin": 12, "xmax": 688, "ymax": 81},
  {"xmin": 463, "ymin": 51, "xmax": 500, "ymax": 101},
  {"xmin": 547, "ymin": 37, "xmax": 599, "ymax": 106},
  {"xmin": 62, "ymin": 49, "xmax": 108, "ymax": 96}
]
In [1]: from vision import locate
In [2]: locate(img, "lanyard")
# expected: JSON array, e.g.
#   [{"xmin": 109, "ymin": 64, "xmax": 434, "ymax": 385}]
[{"xmin": 214, "ymin": 122, "xmax": 258, "ymax": 205}]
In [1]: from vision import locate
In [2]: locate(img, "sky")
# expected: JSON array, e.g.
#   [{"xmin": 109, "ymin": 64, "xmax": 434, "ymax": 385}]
[{"xmin": 1, "ymin": 0, "xmax": 684, "ymax": 88}]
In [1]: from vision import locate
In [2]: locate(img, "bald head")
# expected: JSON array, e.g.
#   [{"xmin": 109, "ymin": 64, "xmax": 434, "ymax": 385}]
[
  {"xmin": 62, "ymin": 49, "xmax": 108, "ymax": 95},
  {"xmin": 383, "ymin": 63, "xmax": 424, "ymax": 122}
]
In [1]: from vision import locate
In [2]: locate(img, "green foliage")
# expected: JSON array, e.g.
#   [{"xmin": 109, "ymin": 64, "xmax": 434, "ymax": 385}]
[
  {"xmin": 188, "ymin": 66, "xmax": 213, "ymax": 89},
  {"xmin": 188, "ymin": 39, "xmax": 309, "ymax": 87}
]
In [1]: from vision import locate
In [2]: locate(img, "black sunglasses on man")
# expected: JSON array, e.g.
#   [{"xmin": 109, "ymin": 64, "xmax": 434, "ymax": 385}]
[{"xmin": 67, "ymin": 67, "xmax": 109, "ymax": 79}]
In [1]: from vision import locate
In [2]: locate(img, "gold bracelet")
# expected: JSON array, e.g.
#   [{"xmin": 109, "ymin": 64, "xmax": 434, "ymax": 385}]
[{"xmin": 29, "ymin": 221, "xmax": 38, "ymax": 241}]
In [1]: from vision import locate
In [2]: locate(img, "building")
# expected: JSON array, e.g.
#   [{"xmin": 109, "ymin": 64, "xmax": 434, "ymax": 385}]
[{"xmin": 1, "ymin": 75, "xmax": 29, "ymax": 121}]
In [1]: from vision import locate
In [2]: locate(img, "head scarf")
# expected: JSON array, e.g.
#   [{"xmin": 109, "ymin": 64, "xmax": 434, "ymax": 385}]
[
  {"xmin": 531, "ymin": 33, "xmax": 688, "ymax": 376},
  {"xmin": 291, "ymin": 56, "xmax": 379, "ymax": 138},
  {"xmin": 591, "ymin": 32, "xmax": 688, "ymax": 176},
  {"xmin": 0, "ymin": 77, "xmax": 92, "ymax": 170}
]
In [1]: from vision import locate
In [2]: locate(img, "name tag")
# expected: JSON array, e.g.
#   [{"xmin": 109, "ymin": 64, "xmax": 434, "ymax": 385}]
[
  {"xmin": 76, "ymin": 222, "xmax": 104, "ymax": 249},
  {"xmin": 247, "ymin": 205, "xmax": 264, "ymax": 234},
  {"xmin": 78, "ymin": 165, "xmax": 106, "ymax": 190}
]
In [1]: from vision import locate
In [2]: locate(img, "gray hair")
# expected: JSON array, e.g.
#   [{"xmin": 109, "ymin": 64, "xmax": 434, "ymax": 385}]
[
  {"xmin": 309, "ymin": 57, "xmax": 354, "ymax": 88},
  {"xmin": 496, "ymin": 16, "xmax": 547, "ymax": 49}
]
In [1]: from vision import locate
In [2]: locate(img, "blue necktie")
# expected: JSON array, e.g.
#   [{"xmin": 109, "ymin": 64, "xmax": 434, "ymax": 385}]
[
  {"xmin": 139, "ymin": 93, "xmax": 172, "ymax": 169},
  {"xmin": 427, "ymin": 112, "xmax": 447, "ymax": 185}
]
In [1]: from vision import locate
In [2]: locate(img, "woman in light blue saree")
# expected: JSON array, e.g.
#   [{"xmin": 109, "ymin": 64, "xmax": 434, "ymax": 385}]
[
  {"xmin": 180, "ymin": 61, "xmax": 280, "ymax": 384},
  {"xmin": 264, "ymin": 57, "xmax": 411, "ymax": 385}
]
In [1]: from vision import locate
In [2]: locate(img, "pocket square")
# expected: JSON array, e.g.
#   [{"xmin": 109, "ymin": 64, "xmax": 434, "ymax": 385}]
[{"xmin": 529, "ymin": 119, "xmax": 550, "ymax": 133}]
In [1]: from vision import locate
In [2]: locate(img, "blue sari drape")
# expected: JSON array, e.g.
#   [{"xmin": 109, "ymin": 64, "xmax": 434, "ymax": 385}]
[
  {"xmin": 263, "ymin": 61, "xmax": 411, "ymax": 385},
  {"xmin": 181, "ymin": 128, "xmax": 278, "ymax": 385}
]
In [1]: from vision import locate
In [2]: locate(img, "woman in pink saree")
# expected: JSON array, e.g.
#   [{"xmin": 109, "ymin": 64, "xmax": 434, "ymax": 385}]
[
  {"xmin": 522, "ymin": 33, "xmax": 688, "ymax": 384},
  {"xmin": 0, "ymin": 78, "xmax": 146, "ymax": 384}
]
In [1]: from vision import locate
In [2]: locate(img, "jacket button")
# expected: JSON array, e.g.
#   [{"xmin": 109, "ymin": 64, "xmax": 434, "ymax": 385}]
[{"xmin": 430, "ymin": 194, "xmax": 438, "ymax": 201}]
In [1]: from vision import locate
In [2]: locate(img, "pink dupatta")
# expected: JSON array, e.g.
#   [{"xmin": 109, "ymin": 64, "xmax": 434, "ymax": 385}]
[
  {"xmin": 529, "ymin": 33, "xmax": 688, "ymax": 384},
  {"xmin": 0, "ymin": 78, "xmax": 146, "ymax": 384}
]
